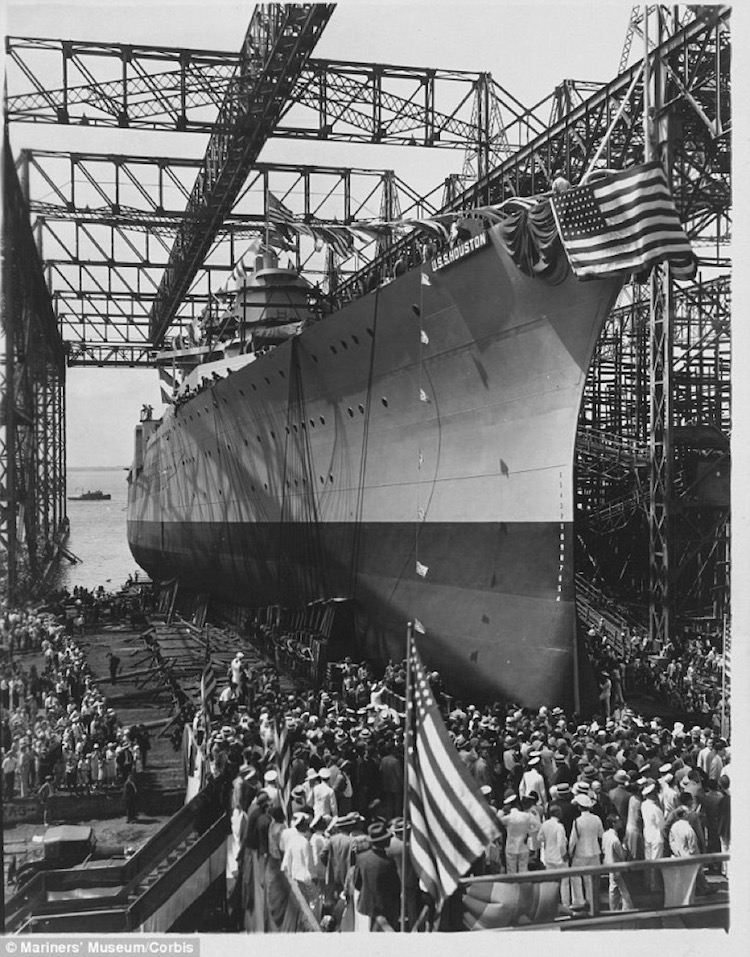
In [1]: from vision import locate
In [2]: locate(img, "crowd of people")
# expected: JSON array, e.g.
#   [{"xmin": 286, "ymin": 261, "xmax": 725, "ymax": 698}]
[
  {"xmin": 582, "ymin": 618, "xmax": 728, "ymax": 736},
  {"xmin": 1, "ymin": 585, "xmax": 732, "ymax": 930},
  {"xmin": 0, "ymin": 599, "xmax": 150, "ymax": 822},
  {"xmin": 192, "ymin": 641, "xmax": 731, "ymax": 931}
]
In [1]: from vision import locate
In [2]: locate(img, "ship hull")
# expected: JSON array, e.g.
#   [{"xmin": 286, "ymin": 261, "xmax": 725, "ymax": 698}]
[{"xmin": 127, "ymin": 225, "xmax": 621, "ymax": 707}]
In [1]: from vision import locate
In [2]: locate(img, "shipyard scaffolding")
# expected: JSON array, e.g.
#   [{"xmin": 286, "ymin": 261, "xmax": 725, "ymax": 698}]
[
  {"xmin": 1, "ymin": 133, "xmax": 69, "ymax": 602},
  {"xmin": 1, "ymin": 3, "xmax": 731, "ymax": 692}
]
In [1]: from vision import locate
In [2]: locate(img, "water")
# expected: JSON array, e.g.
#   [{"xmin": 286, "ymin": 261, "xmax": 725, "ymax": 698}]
[{"xmin": 52, "ymin": 467, "xmax": 144, "ymax": 593}]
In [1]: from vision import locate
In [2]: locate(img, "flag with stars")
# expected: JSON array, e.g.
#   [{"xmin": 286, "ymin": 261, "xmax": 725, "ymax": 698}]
[
  {"xmin": 550, "ymin": 162, "xmax": 696, "ymax": 281},
  {"xmin": 406, "ymin": 635, "xmax": 500, "ymax": 904}
]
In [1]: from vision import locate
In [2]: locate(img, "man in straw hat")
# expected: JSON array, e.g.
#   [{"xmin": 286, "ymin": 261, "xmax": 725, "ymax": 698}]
[
  {"xmin": 568, "ymin": 793, "xmax": 603, "ymax": 910},
  {"xmin": 354, "ymin": 821, "xmax": 400, "ymax": 930}
]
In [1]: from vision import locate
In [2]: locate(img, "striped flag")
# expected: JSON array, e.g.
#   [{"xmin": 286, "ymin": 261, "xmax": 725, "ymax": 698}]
[
  {"xmin": 200, "ymin": 662, "xmax": 217, "ymax": 712},
  {"xmin": 406, "ymin": 635, "xmax": 500, "ymax": 904},
  {"xmin": 274, "ymin": 713, "xmax": 292, "ymax": 824},
  {"xmin": 550, "ymin": 162, "xmax": 696, "ymax": 281},
  {"xmin": 267, "ymin": 191, "xmax": 296, "ymax": 229},
  {"xmin": 158, "ymin": 366, "xmax": 177, "ymax": 405}
]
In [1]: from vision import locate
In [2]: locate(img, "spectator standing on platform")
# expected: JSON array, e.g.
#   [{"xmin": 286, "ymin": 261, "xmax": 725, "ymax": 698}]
[
  {"xmin": 640, "ymin": 782, "xmax": 665, "ymax": 893},
  {"xmin": 602, "ymin": 813, "xmax": 633, "ymax": 911},
  {"xmin": 108, "ymin": 652, "xmax": 120, "ymax": 685},
  {"xmin": 497, "ymin": 793, "xmax": 540, "ymax": 874},
  {"xmin": 123, "ymin": 769, "xmax": 139, "ymax": 822},
  {"xmin": 568, "ymin": 794, "xmax": 604, "ymax": 909},
  {"xmin": 354, "ymin": 821, "xmax": 401, "ymax": 931}
]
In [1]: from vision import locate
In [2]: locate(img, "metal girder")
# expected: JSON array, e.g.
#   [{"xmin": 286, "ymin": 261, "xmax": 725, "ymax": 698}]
[
  {"xmin": 444, "ymin": 5, "xmax": 730, "ymax": 232},
  {"xmin": 5, "ymin": 37, "xmax": 543, "ymax": 151},
  {"xmin": 23, "ymin": 150, "xmax": 432, "ymax": 355},
  {"xmin": 1, "ymin": 133, "xmax": 67, "ymax": 603},
  {"xmin": 19, "ymin": 150, "xmax": 434, "ymax": 225},
  {"xmin": 148, "ymin": 3, "xmax": 335, "ymax": 345},
  {"xmin": 576, "ymin": 272, "xmax": 730, "ymax": 628}
]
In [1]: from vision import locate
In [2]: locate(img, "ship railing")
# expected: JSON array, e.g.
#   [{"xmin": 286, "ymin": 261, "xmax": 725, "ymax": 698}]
[{"xmin": 455, "ymin": 852, "xmax": 729, "ymax": 932}]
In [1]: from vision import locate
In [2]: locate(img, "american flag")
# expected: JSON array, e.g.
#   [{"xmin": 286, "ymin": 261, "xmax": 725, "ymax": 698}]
[
  {"xmin": 200, "ymin": 661, "xmax": 217, "ymax": 713},
  {"xmin": 550, "ymin": 162, "xmax": 696, "ymax": 281},
  {"xmin": 406, "ymin": 633, "xmax": 500, "ymax": 904},
  {"xmin": 267, "ymin": 191, "xmax": 296, "ymax": 228},
  {"xmin": 274, "ymin": 713, "xmax": 292, "ymax": 824}
]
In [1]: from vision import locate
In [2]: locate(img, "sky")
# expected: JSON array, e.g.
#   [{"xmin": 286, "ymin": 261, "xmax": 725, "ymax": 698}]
[{"xmin": 1, "ymin": 0, "xmax": 640, "ymax": 467}]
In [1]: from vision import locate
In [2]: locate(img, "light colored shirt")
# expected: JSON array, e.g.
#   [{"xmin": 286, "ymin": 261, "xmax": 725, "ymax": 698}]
[
  {"xmin": 669, "ymin": 818, "xmax": 699, "ymax": 857},
  {"xmin": 281, "ymin": 828, "xmax": 314, "ymax": 884},
  {"xmin": 640, "ymin": 798, "xmax": 665, "ymax": 844},
  {"xmin": 569, "ymin": 810, "xmax": 603, "ymax": 860},
  {"xmin": 538, "ymin": 817, "xmax": 568, "ymax": 866},
  {"xmin": 497, "ymin": 807, "xmax": 540, "ymax": 854},
  {"xmin": 602, "ymin": 828, "xmax": 627, "ymax": 866}
]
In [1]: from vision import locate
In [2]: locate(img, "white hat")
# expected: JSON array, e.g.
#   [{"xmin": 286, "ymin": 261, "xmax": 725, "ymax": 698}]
[
  {"xmin": 574, "ymin": 794, "xmax": 593, "ymax": 808},
  {"xmin": 480, "ymin": 785, "xmax": 493, "ymax": 797},
  {"xmin": 642, "ymin": 782, "xmax": 656, "ymax": 796},
  {"xmin": 318, "ymin": 767, "xmax": 331, "ymax": 780},
  {"xmin": 264, "ymin": 769, "xmax": 278, "ymax": 783}
]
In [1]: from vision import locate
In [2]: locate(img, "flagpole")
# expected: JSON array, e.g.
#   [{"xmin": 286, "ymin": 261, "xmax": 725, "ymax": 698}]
[{"xmin": 400, "ymin": 620, "xmax": 414, "ymax": 933}]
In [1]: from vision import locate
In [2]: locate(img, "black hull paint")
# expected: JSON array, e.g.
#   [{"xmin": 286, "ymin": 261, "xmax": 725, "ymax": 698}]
[{"xmin": 128, "ymin": 518, "xmax": 575, "ymax": 707}]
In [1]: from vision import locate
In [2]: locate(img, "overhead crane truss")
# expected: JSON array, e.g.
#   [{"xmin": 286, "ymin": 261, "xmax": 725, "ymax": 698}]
[{"xmin": 20, "ymin": 151, "xmax": 432, "ymax": 364}]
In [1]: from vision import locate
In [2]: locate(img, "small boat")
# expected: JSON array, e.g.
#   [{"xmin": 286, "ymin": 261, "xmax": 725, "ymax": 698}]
[{"xmin": 68, "ymin": 489, "xmax": 111, "ymax": 501}]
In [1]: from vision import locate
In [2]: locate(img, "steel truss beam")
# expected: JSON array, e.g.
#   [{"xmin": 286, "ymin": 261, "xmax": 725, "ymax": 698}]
[
  {"xmin": 1, "ymin": 134, "xmax": 67, "ymax": 602},
  {"xmin": 19, "ymin": 150, "xmax": 434, "ymax": 224},
  {"xmin": 4, "ymin": 38, "xmax": 543, "ymax": 156},
  {"xmin": 148, "ymin": 4, "xmax": 335, "ymax": 344},
  {"xmin": 444, "ymin": 6, "xmax": 730, "ymax": 234},
  {"xmin": 21, "ymin": 150, "xmax": 430, "ymax": 353}
]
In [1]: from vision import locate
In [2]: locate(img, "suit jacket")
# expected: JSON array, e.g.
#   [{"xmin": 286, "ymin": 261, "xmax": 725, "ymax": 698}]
[{"xmin": 354, "ymin": 846, "xmax": 400, "ymax": 928}]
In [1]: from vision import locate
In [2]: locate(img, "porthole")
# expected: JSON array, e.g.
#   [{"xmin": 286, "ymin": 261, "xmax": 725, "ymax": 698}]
[
  {"xmin": 239, "ymin": 389, "xmax": 245, "ymax": 397},
  {"xmin": 270, "ymin": 431, "xmax": 276, "ymax": 439},
  {"xmin": 257, "ymin": 435, "xmax": 262, "ymax": 443},
  {"xmin": 279, "ymin": 370, "xmax": 285, "ymax": 378},
  {"xmin": 340, "ymin": 340, "xmax": 348, "ymax": 350},
  {"xmin": 352, "ymin": 334, "xmax": 360, "ymax": 345},
  {"xmin": 319, "ymin": 476, "xmax": 324, "ymax": 484},
  {"xmin": 347, "ymin": 407, "xmax": 354, "ymax": 417},
  {"xmin": 381, "ymin": 397, "xmax": 388, "ymax": 407},
  {"xmin": 252, "ymin": 384, "xmax": 257, "ymax": 391},
  {"xmin": 264, "ymin": 376, "xmax": 270, "ymax": 385},
  {"xmin": 319, "ymin": 416, "xmax": 325, "ymax": 425},
  {"xmin": 358, "ymin": 403, "xmax": 364, "ymax": 413},
  {"xmin": 293, "ymin": 424, "xmax": 298, "ymax": 433},
  {"xmin": 264, "ymin": 483, "xmax": 268, "ymax": 490},
  {"xmin": 366, "ymin": 327, "xmax": 374, "ymax": 337},
  {"xmin": 309, "ymin": 419, "xmax": 315, "ymax": 428},
  {"xmin": 330, "ymin": 345, "xmax": 338, "ymax": 355},
  {"xmin": 311, "ymin": 355, "xmax": 318, "ymax": 363}
]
